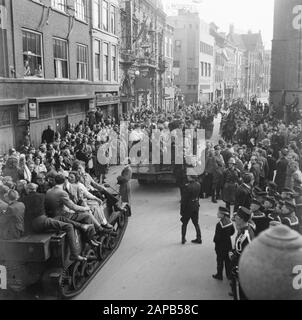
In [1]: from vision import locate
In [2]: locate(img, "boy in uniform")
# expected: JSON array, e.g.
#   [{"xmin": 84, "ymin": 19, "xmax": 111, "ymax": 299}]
[{"xmin": 213, "ymin": 207, "xmax": 235, "ymax": 281}]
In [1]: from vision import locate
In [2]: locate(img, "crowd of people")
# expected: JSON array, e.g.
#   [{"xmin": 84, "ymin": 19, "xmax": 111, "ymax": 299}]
[
  {"xmin": 0, "ymin": 97, "xmax": 301, "ymax": 299},
  {"xmin": 204, "ymin": 99, "xmax": 302, "ymax": 300},
  {"xmin": 0, "ymin": 103, "xmax": 220, "ymax": 259}
]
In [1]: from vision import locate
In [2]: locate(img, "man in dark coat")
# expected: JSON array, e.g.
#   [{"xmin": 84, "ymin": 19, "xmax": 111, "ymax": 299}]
[
  {"xmin": 42, "ymin": 125, "xmax": 55, "ymax": 144},
  {"xmin": 0, "ymin": 190, "xmax": 25, "ymax": 240},
  {"xmin": 250, "ymin": 156, "xmax": 261, "ymax": 187},
  {"xmin": 250, "ymin": 198, "xmax": 269, "ymax": 236},
  {"xmin": 180, "ymin": 175, "xmax": 202, "ymax": 245},
  {"xmin": 234, "ymin": 173, "xmax": 254, "ymax": 212},
  {"xmin": 229, "ymin": 207, "xmax": 255, "ymax": 300},
  {"xmin": 275, "ymin": 148, "xmax": 289, "ymax": 193},
  {"xmin": 281, "ymin": 201, "xmax": 300, "ymax": 232},
  {"xmin": 213, "ymin": 207, "xmax": 235, "ymax": 281}
]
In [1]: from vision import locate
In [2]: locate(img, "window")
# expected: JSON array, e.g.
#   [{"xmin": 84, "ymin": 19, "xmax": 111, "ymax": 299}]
[
  {"xmin": 110, "ymin": 5, "xmax": 116, "ymax": 34},
  {"xmin": 77, "ymin": 44, "xmax": 88, "ymax": 80},
  {"xmin": 103, "ymin": 42, "xmax": 109, "ymax": 80},
  {"xmin": 208, "ymin": 63, "xmax": 211, "ymax": 77},
  {"xmin": 102, "ymin": 1, "xmax": 109, "ymax": 31},
  {"xmin": 94, "ymin": 40, "xmax": 101, "ymax": 81},
  {"xmin": 74, "ymin": 0, "xmax": 87, "ymax": 22},
  {"xmin": 165, "ymin": 37, "xmax": 168, "ymax": 57},
  {"xmin": 53, "ymin": 38, "xmax": 68, "ymax": 79},
  {"xmin": 22, "ymin": 29, "xmax": 43, "ymax": 78},
  {"xmin": 200, "ymin": 62, "xmax": 204, "ymax": 77},
  {"xmin": 0, "ymin": 110, "xmax": 11, "ymax": 126},
  {"xmin": 111, "ymin": 45, "xmax": 117, "ymax": 81},
  {"xmin": 173, "ymin": 60, "xmax": 180, "ymax": 68},
  {"xmin": 93, "ymin": 0, "xmax": 101, "ymax": 29},
  {"xmin": 205, "ymin": 63, "xmax": 208, "ymax": 77},
  {"xmin": 200, "ymin": 41, "xmax": 213, "ymax": 56},
  {"xmin": 39, "ymin": 105, "xmax": 52, "ymax": 120},
  {"xmin": 175, "ymin": 40, "xmax": 181, "ymax": 50},
  {"xmin": 51, "ymin": 0, "xmax": 66, "ymax": 12}
]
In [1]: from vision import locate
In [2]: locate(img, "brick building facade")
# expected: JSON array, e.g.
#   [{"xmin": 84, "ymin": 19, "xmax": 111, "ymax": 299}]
[{"xmin": 0, "ymin": 0, "xmax": 120, "ymax": 152}]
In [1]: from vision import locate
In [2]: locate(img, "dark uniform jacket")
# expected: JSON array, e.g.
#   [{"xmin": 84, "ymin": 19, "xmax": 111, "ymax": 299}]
[
  {"xmin": 222, "ymin": 168, "xmax": 240, "ymax": 204},
  {"xmin": 275, "ymin": 157, "xmax": 289, "ymax": 188},
  {"xmin": 22, "ymin": 192, "xmax": 46, "ymax": 234},
  {"xmin": 213, "ymin": 217, "xmax": 235, "ymax": 254},
  {"xmin": 265, "ymin": 209, "xmax": 281, "ymax": 224},
  {"xmin": 234, "ymin": 183, "xmax": 252, "ymax": 212},
  {"xmin": 42, "ymin": 128, "xmax": 55, "ymax": 144},
  {"xmin": 281, "ymin": 213, "xmax": 300, "ymax": 232},
  {"xmin": 180, "ymin": 181, "xmax": 201, "ymax": 217},
  {"xmin": 231, "ymin": 226, "xmax": 255, "ymax": 267},
  {"xmin": 0, "ymin": 201, "xmax": 25, "ymax": 240},
  {"xmin": 295, "ymin": 194, "xmax": 302, "ymax": 219},
  {"xmin": 252, "ymin": 210, "xmax": 269, "ymax": 236}
]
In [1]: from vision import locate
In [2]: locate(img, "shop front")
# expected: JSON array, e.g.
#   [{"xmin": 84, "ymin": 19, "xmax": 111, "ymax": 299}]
[
  {"xmin": 95, "ymin": 92, "xmax": 120, "ymax": 120},
  {"xmin": 29, "ymin": 96, "xmax": 93, "ymax": 147},
  {"xmin": 0, "ymin": 99, "xmax": 29, "ymax": 155}
]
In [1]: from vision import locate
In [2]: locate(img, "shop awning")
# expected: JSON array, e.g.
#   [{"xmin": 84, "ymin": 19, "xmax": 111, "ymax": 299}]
[
  {"xmin": 35, "ymin": 95, "xmax": 95, "ymax": 103},
  {"xmin": 0, "ymin": 98, "xmax": 28, "ymax": 106}
]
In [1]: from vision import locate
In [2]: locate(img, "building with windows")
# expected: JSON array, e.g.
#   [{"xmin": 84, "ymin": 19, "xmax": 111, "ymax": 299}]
[
  {"xmin": 227, "ymin": 26, "xmax": 265, "ymax": 102},
  {"xmin": 168, "ymin": 10, "xmax": 215, "ymax": 105},
  {"xmin": 91, "ymin": 0, "xmax": 120, "ymax": 119},
  {"xmin": 262, "ymin": 50, "xmax": 271, "ymax": 96},
  {"xmin": 163, "ymin": 23, "xmax": 175, "ymax": 111},
  {"xmin": 210, "ymin": 24, "xmax": 226, "ymax": 100},
  {"xmin": 118, "ymin": 0, "xmax": 168, "ymax": 113},
  {"xmin": 0, "ymin": 0, "xmax": 120, "ymax": 152}
]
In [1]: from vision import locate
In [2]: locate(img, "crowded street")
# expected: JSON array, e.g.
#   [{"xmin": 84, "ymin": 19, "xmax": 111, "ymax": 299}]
[
  {"xmin": 76, "ymin": 116, "xmax": 231, "ymax": 300},
  {"xmin": 2, "ymin": 0, "xmax": 302, "ymax": 307}
]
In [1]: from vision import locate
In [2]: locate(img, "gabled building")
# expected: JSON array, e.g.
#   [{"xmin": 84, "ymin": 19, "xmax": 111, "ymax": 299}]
[
  {"xmin": 0, "ymin": 0, "xmax": 120, "ymax": 152},
  {"xmin": 210, "ymin": 23, "xmax": 227, "ymax": 100},
  {"xmin": 227, "ymin": 26, "xmax": 265, "ymax": 101},
  {"xmin": 118, "ymin": 0, "xmax": 168, "ymax": 113},
  {"xmin": 168, "ymin": 10, "xmax": 215, "ymax": 105}
]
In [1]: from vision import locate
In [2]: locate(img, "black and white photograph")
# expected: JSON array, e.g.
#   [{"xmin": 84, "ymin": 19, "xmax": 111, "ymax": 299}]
[{"xmin": 0, "ymin": 0, "xmax": 302, "ymax": 307}]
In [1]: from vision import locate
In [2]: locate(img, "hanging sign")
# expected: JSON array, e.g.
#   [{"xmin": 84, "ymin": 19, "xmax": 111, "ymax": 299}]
[
  {"xmin": 28, "ymin": 99, "xmax": 38, "ymax": 119},
  {"xmin": 18, "ymin": 104, "xmax": 29, "ymax": 121}
]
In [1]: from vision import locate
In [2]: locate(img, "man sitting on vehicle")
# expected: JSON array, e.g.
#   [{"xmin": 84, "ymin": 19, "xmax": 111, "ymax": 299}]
[
  {"xmin": 73, "ymin": 162, "xmax": 121, "ymax": 212},
  {"xmin": 0, "ymin": 185, "xmax": 9, "ymax": 214},
  {"xmin": 22, "ymin": 183, "xmax": 88, "ymax": 262},
  {"xmin": 0, "ymin": 190, "xmax": 25, "ymax": 240},
  {"xmin": 45, "ymin": 174, "xmax": 104, "ymax": 235}
]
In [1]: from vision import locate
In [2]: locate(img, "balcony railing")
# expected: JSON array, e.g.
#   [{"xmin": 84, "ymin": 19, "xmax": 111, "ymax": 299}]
[
  {"xmin": 120, "ymin": 51, "xmax": 137, "ymax": 65},
  {"xmin": 137, "ymin": 57, "xmax": 157, "ymax": 68}
]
